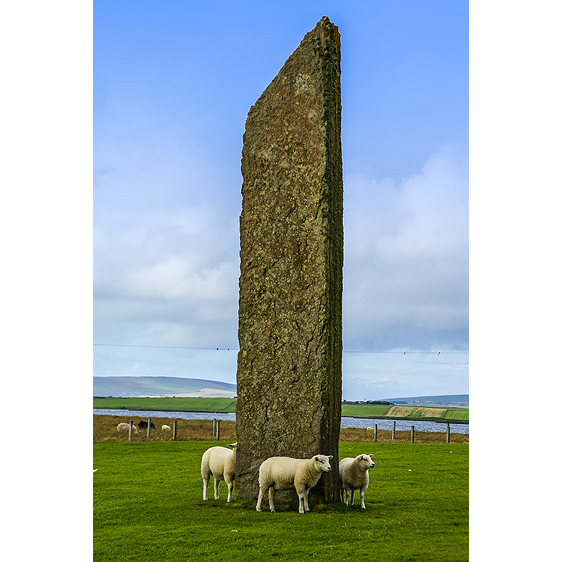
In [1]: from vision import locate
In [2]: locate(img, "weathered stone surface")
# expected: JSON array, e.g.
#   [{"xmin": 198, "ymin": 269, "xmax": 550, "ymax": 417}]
[{"xmin": 235, "ymin": 17, "xmax": 343, "ymax": 504}]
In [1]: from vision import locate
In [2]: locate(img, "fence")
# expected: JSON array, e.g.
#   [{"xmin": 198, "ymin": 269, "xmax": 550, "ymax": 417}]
[
  {"xmin": 372, "ymin": 421, "xmax": 453, "ymax": 444},
  {"xmin": 124, "ymin": 418, "xmax": 222, "ymax": 442},
  {"xmin": 95, "ymin": 415, "xmax": 466, "ymax": 444}
]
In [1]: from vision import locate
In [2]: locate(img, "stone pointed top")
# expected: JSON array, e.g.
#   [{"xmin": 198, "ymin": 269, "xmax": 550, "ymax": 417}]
[{"xmin": 303, "ymin": 15, "xmax": 340, "ymax": 50}]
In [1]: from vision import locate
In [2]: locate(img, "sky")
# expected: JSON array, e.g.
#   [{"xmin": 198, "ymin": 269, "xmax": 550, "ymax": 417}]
[{"xmin": 93, "ymin": 0, "xmax": 469, "ymax": 401}]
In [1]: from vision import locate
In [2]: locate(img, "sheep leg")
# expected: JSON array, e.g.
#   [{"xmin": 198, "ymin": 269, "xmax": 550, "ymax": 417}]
[
  {"xmin": 303, "ymin": 489, "xmax": 311, "ymax": 512},
  {"xmin": 214, "ymin": 477, "xmax": 220, "ymax": 500},
  {"xmin": 297, "ymin": 491, "xmax": 305, "ymax": 514},
  {"xmin": 360, "ymin": 486, "xmax": 367, "ymax": 509},
  {"xmin": 202, "ymin": 475, "xmax": 209, "ymax": 500},
  {"xmin": 343, "ymin": 488, "xmax": 350, "ymax": 505},
  {"xmin": 225, "ymin": 478, "xmax": 233, "ymax": 502},
  {"xmin": 256, "ymin": 486, "xmax": 266, "ymax": 512},
  {"xmin": 268, "ymin": 486, "xmax": 276, "ymax": 512},
  {"xmin": 350, "ymin": 489, "xmax": 356, "ymax": 506}
]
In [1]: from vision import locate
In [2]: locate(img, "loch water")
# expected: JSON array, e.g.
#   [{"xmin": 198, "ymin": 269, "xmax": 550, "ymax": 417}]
[{"xmin": 93, "ymin": 409, "xmax": 469, "ymax": 434}]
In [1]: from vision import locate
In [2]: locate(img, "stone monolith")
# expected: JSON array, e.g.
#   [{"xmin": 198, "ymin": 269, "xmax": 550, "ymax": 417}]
[{"xmin": 235, "ymin": 17, "xmax": 343, "ymax": 505}]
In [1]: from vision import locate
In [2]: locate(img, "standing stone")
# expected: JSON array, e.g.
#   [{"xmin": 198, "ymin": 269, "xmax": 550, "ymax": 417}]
[{"xmin": 235, "ymin": 17, "xmax": 343, "ymax": 505}]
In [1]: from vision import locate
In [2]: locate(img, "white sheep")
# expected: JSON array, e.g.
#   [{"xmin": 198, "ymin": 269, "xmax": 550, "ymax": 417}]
[
  {"xmin": 339, "ymin": 453, "xmax": 375, "ymax": 509},
  {"xmin": 116, "ymin": 422, "xmax": 138, "ymax": 434},
  {"xmin": 161, "ymin": 424, "xmax": 171, "ymax": 431},
  {"xmin": 201, "ymin": 443, "xmax": 237, "ymax": 502},
  {"xmin": 256, "ymin": 454, "xmax": 333, "ymax": 514}
]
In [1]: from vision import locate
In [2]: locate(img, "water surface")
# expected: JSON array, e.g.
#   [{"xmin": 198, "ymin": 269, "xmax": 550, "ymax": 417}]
[{"xmin": 94, "ymin": 409, "xmax": 468, "ymax": 434}]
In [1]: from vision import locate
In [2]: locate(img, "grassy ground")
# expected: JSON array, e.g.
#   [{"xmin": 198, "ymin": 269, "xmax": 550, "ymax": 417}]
[
  {"xmin": 341, "ymin": 404, "xmax": 470, "ymax": 423},
  {"xmin": 93, "ymin": 396, "xmax": 237, "ymax": 413},
  {"xmin": 340, "ymin": 404, "xmax": 391, "ymax": 417},
  {"xmin": 93, "ymin": 441, "xmax": 468, "ymax": 561},
  {"xmin": 94, "ymin": 415, "xmax": 469, "ymax": 444}
]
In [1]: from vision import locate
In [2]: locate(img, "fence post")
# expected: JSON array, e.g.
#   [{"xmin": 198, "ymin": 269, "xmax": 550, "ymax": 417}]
[
  {"xmin": 216, "ymin": 420, "xmax": 220, "ymax": 441},
  {"xmin": 446, "ymin": 423, "xmax": 450, "ymax": 444},
  {"xmin": 147, "ymin": 418, "xmax": 151, "ymax": 441},
  {"xmin": 392, "ymin": 421, "xmax": 396, "ymax": 440},
  {"xmin": 374, "ymin": 424, "xmax": 377, "ymax": 443},
  {"xmin": 173, "ymin": 420, "xmax": 178, "ymax": 441},
  {"xmin": 411, "ymin": 425, "xmax": 414, "ymax": 443},
  {"xmin": 129, "ymin": 420, "xmax": 134, "ymax": 442}
]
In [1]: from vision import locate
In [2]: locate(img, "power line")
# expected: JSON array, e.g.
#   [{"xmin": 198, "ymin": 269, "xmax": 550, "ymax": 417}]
[
  {"xmin": 93, "ymin": 343, "xmax": 468, "ymax": 354},
  {"xmin": 93, "ymin": 343, "xmax": 235, "ymax": 351},
  {"xmin": 344, "ymin": 350, "xmax": 468, "ymax": 355}
]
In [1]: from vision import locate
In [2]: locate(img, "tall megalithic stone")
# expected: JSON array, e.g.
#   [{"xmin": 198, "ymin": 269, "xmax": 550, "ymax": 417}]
[{"xmin": 235, "ymin": 17, "xmax": 343, "ymax": 505}]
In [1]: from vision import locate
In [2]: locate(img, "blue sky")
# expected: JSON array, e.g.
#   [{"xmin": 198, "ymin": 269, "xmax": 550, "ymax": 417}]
[{"xmin": 93, "ymin": 0, "xmax": 469, "ymax": 400}]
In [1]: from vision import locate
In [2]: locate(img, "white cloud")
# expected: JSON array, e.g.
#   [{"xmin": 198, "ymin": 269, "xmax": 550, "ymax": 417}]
[
  {"xmin": 93, "ymin": 145, "xmax": 468, "ymax": 392},
  {"xmin": 126, "ymin": 257, "xmax": 237, "ymax": 302},
  {"xmin": 343, "ymin": 146, "xmax": 468, "ymax": 350},
  {"xmin": 375, "ymin": 148, "xmax": 468, "ymax": 260},
  {"xmin": 93, "ymin": 204, "xmax": 240, "ymax": 348}
]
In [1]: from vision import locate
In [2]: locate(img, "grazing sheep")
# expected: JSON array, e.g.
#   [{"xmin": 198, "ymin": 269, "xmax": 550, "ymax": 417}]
[
  {"xmin": 201, "ymin": 443, "xmax": 237, "ymax": 502},
  {"xmin": 116, "ymin": 422, "xmax": 138, "ymax": 434},
  {"xmin": 256, "ymin": 454, "xmax": 333, "ymax": 514},
  {"xmin": 161, "ymin": 424, "xmax": 171, "ymax": 431},
  {"xmin": 339, "ymin": 454, "xmax": 375, "ymax": 509},
  {"xmin": 138, "ymin": 420, "xmax": 155, "ymax": 429}
]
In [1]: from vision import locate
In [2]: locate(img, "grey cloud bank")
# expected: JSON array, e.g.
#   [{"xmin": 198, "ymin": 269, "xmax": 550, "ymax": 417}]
[
  {"xmin": 94, "ymin": 146, "xmax": 468, "ymax": 400},
  {"xmin": 343, "ymin": 147, "xmax": 468, "ymax": 352}
]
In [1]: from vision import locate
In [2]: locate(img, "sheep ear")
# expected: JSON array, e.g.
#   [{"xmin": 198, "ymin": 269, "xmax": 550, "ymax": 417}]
[
  {"xmin": 328, "ymin": 455, "xmax": 333, "ymax": 459},
  {"xmin": 369, "ymin": 454, "xmax": 374, "ymax": 458}
]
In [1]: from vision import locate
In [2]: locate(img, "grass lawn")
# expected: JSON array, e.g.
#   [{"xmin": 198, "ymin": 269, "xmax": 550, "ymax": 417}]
[
  {"xmin": 93, "ymin": 441, "xmax": 468, "ymax": 561},
  {"xmin": 93, "ymin": 397, "xmax": 237, "ymax": 413},
  {"xmin": 341, "ymin": 404, "xmax": 390, "ymax": 417}
]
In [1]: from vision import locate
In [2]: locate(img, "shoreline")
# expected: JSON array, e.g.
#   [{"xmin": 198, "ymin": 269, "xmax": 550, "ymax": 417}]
[{"xmin": 93, "ymin": 409, "xmax": 469, "ymax": 424}]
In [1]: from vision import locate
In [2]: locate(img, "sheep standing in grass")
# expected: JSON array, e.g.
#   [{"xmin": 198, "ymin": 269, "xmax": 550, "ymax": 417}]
[
  {"xmin": 339, "ymin": 454, "xmax": 375, "ymax": 509},
  {"xmin": 256, "ymin": 455, "xmax": 333, "ymax": 514},
  {"xmin": 116, "ymin": 422, "xmax": 138, "ymax": 434},
  {"xmin": 161, "ymin": 424, "xmax": 171, "ymax": 431},
  {"xmin": 201, "ymin": 443, "xmax": 237, "ymax": 502}
]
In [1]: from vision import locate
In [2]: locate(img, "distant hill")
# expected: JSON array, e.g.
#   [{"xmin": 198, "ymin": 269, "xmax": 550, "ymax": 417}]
[
  {"xmin": 93, "ymin": 376, "xmax": 237, "ymax": 398},
  {"xmin": 382, "ymin": 394, "xmax": 469, "ymax": 408},
  {"xmin": 93, "ymin": 377, "xmax": 467, "ymax": 406}
]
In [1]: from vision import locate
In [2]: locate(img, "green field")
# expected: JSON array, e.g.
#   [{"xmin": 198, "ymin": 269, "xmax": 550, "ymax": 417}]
[
  {"xmin": 94, "ymin": 397, "xmax": 468, "ymax": 422},
  {"xmin": 93, "ymin": 396, "xmax": 237, "ymax": 413},
  {"xmin": 441, "ymin": 409, "xmax": 471, "ymax": 421},
  {"xmin": 93, "ymin": 441, "xmax": 468, "ymax": 561},
  {"xmin": 341, "ymin": 404, "xmax": 390, "ymax": 417}
]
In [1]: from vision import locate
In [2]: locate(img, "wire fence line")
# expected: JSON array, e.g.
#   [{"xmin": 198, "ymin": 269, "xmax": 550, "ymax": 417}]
[{"xmin": 94, "ymin": 343, "xmax": 468, "ymax": 355}]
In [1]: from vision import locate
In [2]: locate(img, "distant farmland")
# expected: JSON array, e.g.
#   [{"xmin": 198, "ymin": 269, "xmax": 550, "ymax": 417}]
[
  {"xmin": 342, "ymin": 404, "xmax": 468, "ymax": 423},
  {"xmin": 94, "ymin": 397, "xmax": 468, "ymax": 422},
  {"xmin": 93, "ymin": 396, "xmax": 237, "ymax": 413}
]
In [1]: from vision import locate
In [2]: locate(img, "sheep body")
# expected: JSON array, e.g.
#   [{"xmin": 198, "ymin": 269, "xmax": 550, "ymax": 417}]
[
  {"xmin": 256, "ymin": 454, "xmax": 333, "ymax": 514},
  {"xmin": 339, "ymin": 454, "xmax": 375, "ymax": 509},
  {"xmin": 201, "ymin": 443, "xmax": 237, "ymax": 502},
  {"xmin": 116, "ymin": 422, "xmax": 138, "ymax": 434},
  {"xmin": 161, "ymin": 424, "xmax": 171, "ymax": 431}
]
